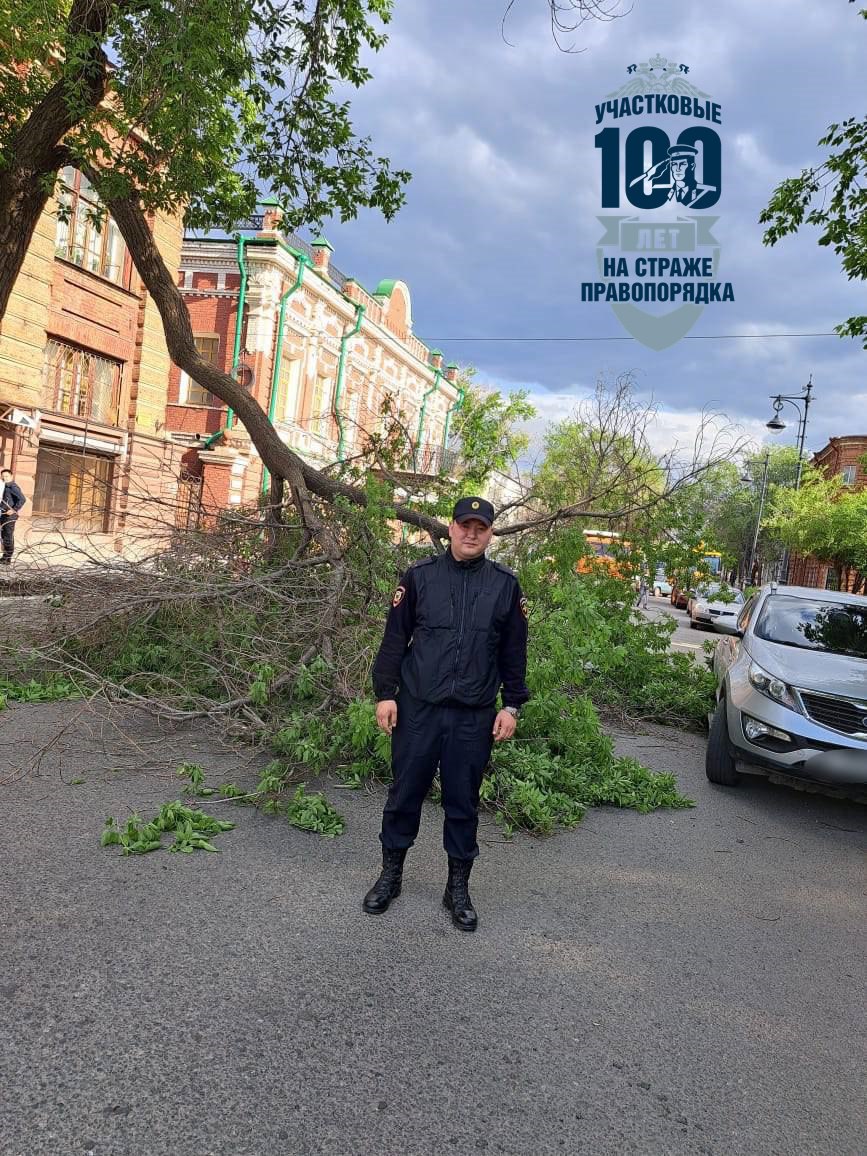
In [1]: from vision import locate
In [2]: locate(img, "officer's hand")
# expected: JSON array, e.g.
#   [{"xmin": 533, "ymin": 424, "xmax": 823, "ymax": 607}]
[
  {"xmin": 376, "ymin": 699, "xmax": 398, "ymax": 735},
  {"xmin": 492, "ymin": 709, "xmax": 517, "ymax": 742}
]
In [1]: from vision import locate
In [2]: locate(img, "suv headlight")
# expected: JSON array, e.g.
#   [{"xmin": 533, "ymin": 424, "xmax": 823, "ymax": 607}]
[{"xmin": 748, "ymin": 662, "xmax": 798, "ymax": 711}]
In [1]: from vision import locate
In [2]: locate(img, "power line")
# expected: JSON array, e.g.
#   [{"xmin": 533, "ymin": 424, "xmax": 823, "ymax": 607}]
[{"xmin": 422, "ymin": 332, "xmax": 842, "ymax": 343}]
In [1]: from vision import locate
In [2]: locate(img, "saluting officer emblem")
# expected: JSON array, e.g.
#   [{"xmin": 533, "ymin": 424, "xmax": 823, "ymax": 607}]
[
  {"xmin": 392, "ymin": 585, "xmax": 406, "ymax": 607},
  {"xmin": 520, "ymin": 596, "xmax": 529, "ymax": 619}
]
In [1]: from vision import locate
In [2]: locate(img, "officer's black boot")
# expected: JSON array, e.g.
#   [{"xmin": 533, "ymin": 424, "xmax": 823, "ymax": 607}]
[
  {"xmin": 443, "ymin": 856, "xmax": 478, "ymax": 932},
  {"xmin": 362, "ymin": 847, "xmax": 407, "ymax": 914}
]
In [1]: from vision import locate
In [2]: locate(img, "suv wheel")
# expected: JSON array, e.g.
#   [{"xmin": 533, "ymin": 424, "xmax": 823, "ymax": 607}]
[{"xmin": 705, "ymin": 699, "xmax": 741, "ymax": 786}]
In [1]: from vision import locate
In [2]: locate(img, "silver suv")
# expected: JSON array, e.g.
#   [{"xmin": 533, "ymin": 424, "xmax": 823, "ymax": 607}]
[{"xmin": 708, "ymin": 584, "xmax": 867, "ymax": 789}]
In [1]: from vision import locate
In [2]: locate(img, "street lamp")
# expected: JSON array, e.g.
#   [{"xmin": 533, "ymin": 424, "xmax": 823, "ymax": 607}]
[
  {"xmin": 766, "ymin": 376, "xmax": 814, "ymax": 582},
  {"xmin": 766, "ymin": 375, "xmax": 814, "ymax": 491}
]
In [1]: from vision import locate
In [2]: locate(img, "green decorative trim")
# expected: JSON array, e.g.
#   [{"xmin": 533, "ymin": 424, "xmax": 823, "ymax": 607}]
[
  {"xmin": 311, "ymin": 235, "xmax": 333, "ymax": 251},
  {"xmin": 445, "ymin": 361, "xmax": 459, "ymax": 370},
  {"xmin": 430, "ymin": 348, "xmax": 443, "ymax": 357}
]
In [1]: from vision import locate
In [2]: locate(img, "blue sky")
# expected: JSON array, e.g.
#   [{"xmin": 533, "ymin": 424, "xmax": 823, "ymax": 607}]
[{"xmin": 322, "ymin": 0, "xmax": 865, "ymax": 459}]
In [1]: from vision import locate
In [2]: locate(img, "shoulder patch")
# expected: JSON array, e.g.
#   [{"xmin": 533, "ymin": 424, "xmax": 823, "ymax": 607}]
[
  {"xmin": 392, "ymin": 585, "xmax": 406, "ymax": 607},
  {"xmin": 519, "ymin": 596, "xmax": 529, "ymax": 619}
]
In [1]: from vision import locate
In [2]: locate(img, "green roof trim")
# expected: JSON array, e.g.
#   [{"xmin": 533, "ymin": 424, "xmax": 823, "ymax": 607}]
[
  {"xmin": 259, "ymin": 195, "xmax": 281, "ymax": 207},
  {"xmin": 430, "ymin": 348, "xmax": 443, "ymax": 357},
  {"xmin": 374, "ymin": 278, "xmax": 398, "ymax": 298},
  {"xmin": 311, "ymin": 235, "xmax": 333, "ymax": 250},
  {"xmin": 445, "ymin": 361, "xmax": 459, "ymax": 370}
]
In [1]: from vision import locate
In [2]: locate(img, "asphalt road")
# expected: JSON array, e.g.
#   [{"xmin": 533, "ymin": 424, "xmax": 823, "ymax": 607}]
[
  {"xmin": 1, "ymin": 696, "xmax": 865, "ymax": 1156},
  {"xmin": 640, "ymin": 594, "xmax": 714, "ymax": 658}
]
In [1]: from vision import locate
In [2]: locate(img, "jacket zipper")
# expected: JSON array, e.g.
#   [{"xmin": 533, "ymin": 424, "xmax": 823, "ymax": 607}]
[{"xmin": 451, "ymin": 570, "xmax": 469, "ymax": 696}]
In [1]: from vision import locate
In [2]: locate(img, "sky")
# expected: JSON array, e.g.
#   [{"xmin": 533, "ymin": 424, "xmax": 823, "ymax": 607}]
[{"xmin": 321, "ymin": 0, "xmax": 866, "ymax": 463}]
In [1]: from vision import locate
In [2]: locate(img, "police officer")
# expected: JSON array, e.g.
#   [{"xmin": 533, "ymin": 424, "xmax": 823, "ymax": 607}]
[{"xmin": 363, "ymin": 497, "xmax": 530, "ymax": 931}]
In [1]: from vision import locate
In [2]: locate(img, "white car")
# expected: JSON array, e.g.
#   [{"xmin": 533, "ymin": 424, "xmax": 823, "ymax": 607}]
[
  {"xmin": 689, "ymin": 583, "xmax": 744, "ymax": 632},
  {"xmin": 652, "ymin": 570, "xmax": 672, "ymax": 597}
]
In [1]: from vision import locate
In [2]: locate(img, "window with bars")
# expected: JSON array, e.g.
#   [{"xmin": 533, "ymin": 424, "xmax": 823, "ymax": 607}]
[
  {"xmin": 32, "ymin": 447, "xmax": 113, "ymax": 532},
  {"xmin": 54, "ymin": 167, "xmax": 129, "ymax": 286},
  {"xmin": 180, "ymin": 336, "xmax": 221, "ymax": 406},
  {"xmin": 42, "ymin": 340, "xmax": 122, "ymax": 425}
]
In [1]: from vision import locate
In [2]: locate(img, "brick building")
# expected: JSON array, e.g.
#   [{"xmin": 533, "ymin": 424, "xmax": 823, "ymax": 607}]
[
  {"xmin": 0, "ymin": 166, "xmax": 185, "ymax": 563},
  {"xmin": 168, "ymin": 211, "xmax": 461, "ymax": 516},
  {"xmin": 787, "ymin": 434, "xmax": 867, "ymax": 590}
]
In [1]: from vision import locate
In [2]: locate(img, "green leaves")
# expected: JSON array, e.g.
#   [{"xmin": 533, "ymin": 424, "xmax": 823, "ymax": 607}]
[
  {"xmin": 101, "ymin": 769, "xmax": 237, "ymax": 857},
  {"xmin": 0, "ymin": 675, "xmax": 80, "ymax": 705},
  {"xmin": 3, "ymin": 0, "xmax": 409, "ymax": 239},
  {"xmin": 285, "ymin": 785, "xmax": 345, "ymax": 837},
  {"xmin": 765, "ymin": 469, "xmax": 867, "ymax": 588},
  {"xmin": 760, "ymin": 8, "xmax": 867, "ymax": 346}
]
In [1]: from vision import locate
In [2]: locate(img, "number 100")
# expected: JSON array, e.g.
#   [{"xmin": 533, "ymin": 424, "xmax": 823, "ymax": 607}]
[{"xmin": 595, "ymin": 125, "xmax": 721, "ymax": 209}]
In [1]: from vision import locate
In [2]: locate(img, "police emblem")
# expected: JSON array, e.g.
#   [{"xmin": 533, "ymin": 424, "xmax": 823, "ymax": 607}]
[
  {"xmin": 520, "ymin": 596, "xmax": 529, "ymax": 619},
  {"xmin": 392, "ymin": 586, "xmax": 406, "ymax": 608},
  {"xmin": 471, "ymin": 501, "xmax": 480, "ymax": 509}
]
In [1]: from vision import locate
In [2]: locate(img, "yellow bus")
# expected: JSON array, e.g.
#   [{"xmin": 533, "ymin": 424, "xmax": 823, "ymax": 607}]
[{"xmin": 575, "ymin": 530, "xmax": 632, "ymax": 577}]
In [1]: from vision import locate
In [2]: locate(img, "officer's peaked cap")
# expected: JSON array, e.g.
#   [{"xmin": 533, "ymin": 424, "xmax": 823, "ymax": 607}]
[{"xmin": 453, "ymin": 496, "xmax": 495, "ymax": 526}]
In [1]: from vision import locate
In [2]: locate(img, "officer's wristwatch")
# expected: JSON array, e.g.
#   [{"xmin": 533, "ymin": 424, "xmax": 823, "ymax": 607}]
[{"xmin": 503, "ymin": 706, "xmax": 520, "ymax": 719}]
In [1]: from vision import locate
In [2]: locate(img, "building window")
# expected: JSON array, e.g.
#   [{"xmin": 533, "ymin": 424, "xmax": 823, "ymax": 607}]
[
  {"xmin": 43, "ymin": 340, "xmax": 122, "ymax": 426},
  {"xmin": 276, "ymin": 356, "xmax": 302, "ymax": 422},
  {"xmin": 55, "ymin": 167, "xmax": 128, "ymax": 285},
  {"xmin": 840, "ymin": 464, "xmax": 857, "ymax": 485},
  {"xmin": 179, "ymin": 336, "xmax": 221, "ymax": 406},
  {"xmin": 310, "ymin": 374, "xmax": 333, "ymax": 439},
  {"xmin": 346, "ymin": 390, "xmax": 360, "ymax": 449},
  {"xmin": 32, "ymin": 447, "xmax": 113, "ymax": 532}
]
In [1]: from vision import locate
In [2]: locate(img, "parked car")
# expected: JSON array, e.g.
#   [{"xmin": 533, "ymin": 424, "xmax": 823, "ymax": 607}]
[
  {"xmin": 652, "ymin": 569, "xmax": 672, "ymax": 597},
  {"xmin": 689, "ymin": 582, "xmax": 744, "ymax": 632},
  {"xmin": 671, "ymin": 583, "xmax": 691, "ymax": 609},
  {"xmin": 706, "ymin": 584, "xmax": 867, "ymax": 790}
]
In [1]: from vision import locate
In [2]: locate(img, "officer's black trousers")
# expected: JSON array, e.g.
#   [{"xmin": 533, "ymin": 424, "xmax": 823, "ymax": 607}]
[{"xmin": 380, "ymin": 689, "xmax": 496, "ymax": 861}]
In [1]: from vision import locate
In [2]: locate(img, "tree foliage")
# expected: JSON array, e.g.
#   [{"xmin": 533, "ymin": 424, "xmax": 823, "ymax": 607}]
[
  {"xmin": 450, "ymin": 382, "xmax": 534, "ymax": 496},
  {"xmin": 765, "ymin": 466, "xmax": 867, "ymax": 592},
  {"xmin": 760, "ymin": 4, "xmax": 867, "ymax": 344},
  {"xmin": 0, "ymin": 0, "xmax": 408, "ymax": 233}
]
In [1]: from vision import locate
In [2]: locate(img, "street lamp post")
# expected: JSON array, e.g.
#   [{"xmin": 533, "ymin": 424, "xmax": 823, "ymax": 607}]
[
  {"xmin": 766, "ymin": 375, "xmax": 814, "ymax": 582},
  {"xmin": 744, "ymin": 448, "xmax": 771, "ymax": 586}
]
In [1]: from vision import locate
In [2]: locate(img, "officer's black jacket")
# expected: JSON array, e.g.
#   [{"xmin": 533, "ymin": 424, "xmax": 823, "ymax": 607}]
[{"xmin": 372, "ymin": 550, "xmax": 530, "ymax": 709}]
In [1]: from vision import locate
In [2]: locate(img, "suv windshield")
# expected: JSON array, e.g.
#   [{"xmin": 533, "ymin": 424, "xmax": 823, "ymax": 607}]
[{"xmin": 754, "ymin": 595, "xmax": 867, "ymax": 659}]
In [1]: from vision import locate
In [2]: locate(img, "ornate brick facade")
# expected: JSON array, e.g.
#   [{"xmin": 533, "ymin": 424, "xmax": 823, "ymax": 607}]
[
  {"xmin": 0, "ymin": 176, "xmax": 185, "ymax": 565},
  {"xmin": 168, "ymin": 225, "xmax": 460, "ymax": 517}
]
